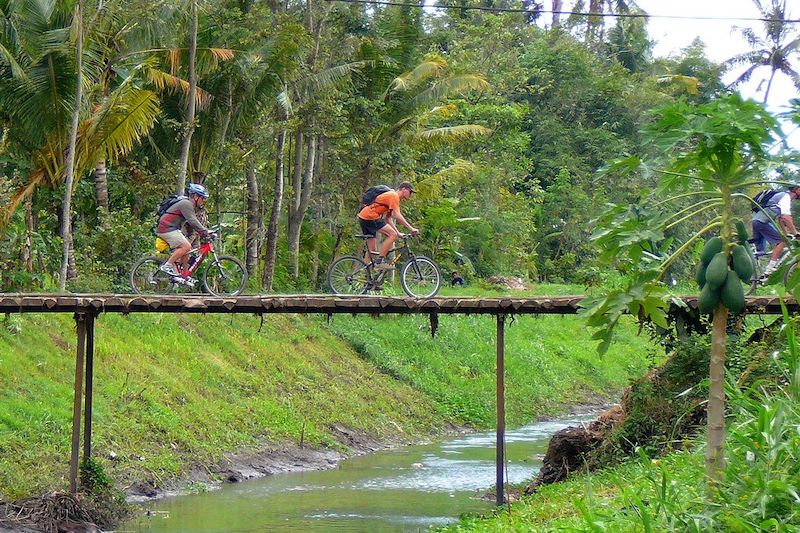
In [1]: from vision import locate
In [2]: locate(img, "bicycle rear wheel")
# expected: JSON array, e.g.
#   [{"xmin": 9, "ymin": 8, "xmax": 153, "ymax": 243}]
[
  {"xmin": 130, "ymin": 256, "xmax": 174, "ymax": 294},
  {"xmin": 327, "ymin": 256, "xmax": 370, "ymax": 295},
  {"xmin": 203, "ymin": 256, "xmax": 248, "ymax": 296},
  {"xmin": 400, "ymin": 256, "xmax": 441, "ymax": 298}
]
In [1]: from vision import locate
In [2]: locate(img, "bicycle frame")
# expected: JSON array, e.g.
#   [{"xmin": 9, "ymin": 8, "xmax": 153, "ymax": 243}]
[
  {"xmin": 175, "ymin": 240, "xmax": 215, "ymax": 279},
  {"xmin": 360, "ymin": 238, "xmax": 418, "ymax": 284}
]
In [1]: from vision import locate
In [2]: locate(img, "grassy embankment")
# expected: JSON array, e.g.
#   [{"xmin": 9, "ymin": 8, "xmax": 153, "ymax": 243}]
[{"xmin": 0, "ymin": 284, "xmax": 658, "ymax": 501}]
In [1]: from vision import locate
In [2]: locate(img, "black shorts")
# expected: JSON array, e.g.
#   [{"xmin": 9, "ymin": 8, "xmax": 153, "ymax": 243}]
[{"xmin": 359, "ymin": 217, "xmax": 387, "ymax": 237}]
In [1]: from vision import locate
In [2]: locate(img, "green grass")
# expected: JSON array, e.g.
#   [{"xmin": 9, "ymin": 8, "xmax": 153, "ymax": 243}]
[
  {"xmin": 0, "ymin": 313, "xmax": 441, "ymax": 500},
  {"xmin": 324, "ymin": 289, "xmax": 658, "ymax": 427}
]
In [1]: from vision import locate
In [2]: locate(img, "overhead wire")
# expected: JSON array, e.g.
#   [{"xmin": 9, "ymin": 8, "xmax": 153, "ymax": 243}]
[{"xmin": 323, "ymin": 0, "xmax": 800, "ymax": 24}]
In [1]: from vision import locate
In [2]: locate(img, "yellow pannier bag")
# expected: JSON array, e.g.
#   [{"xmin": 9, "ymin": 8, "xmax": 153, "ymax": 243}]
[{"xmin": 155, "ymin": 237, "xmax": 169, "ymax": 252}]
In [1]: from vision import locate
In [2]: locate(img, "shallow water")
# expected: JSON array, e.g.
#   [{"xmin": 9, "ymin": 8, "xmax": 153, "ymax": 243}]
[{"xmin": 120, "ymin": 417, "xmax": 590, "ymax": 533}]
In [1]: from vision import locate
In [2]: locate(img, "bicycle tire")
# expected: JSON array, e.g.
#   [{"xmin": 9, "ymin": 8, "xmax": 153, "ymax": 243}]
[
  {"xmin": 745, "ymin": 250, "xmax": 760, "ymax": 296},
  {"xmin": 400, "ymin": 256, "xmax": 441, "ymax": 298},
  {"xmin": 784, "ymin": 261, "xmax": 799, "ymax": 288},
  {"xmin": 327, "ymin": 255, "xmax": 371, "ymax": 295},
  {"xmin": 130, "ymin": 256, "xmax": 175, "ymax": 294},
  {"xmin": 203, "ymin": 256, "xmax": 248, "ymax": 296}
]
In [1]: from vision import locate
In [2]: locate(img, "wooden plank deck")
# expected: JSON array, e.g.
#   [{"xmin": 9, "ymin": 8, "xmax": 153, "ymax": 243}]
[{"xmin": 0, "ymin": 293, "xmax": 793, "ymax": 315}]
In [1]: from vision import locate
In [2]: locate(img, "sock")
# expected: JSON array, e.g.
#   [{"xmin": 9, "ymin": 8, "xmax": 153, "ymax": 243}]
[{"xmin": 767, "ymin": 260, "xmax": 778, "ymax": 269}]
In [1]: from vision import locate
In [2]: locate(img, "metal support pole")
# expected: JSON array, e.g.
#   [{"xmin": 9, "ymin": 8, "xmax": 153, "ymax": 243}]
[
  {"xmin": 69, "ymin": 313, "xmax": 87, "ymax": 495},
  {"xmin": 83, "ymin": 313, "xmax": 95, "ymax": 463},
  {"xmin": 496, "ymin": 313, "xmax": 506, "ymax": 506}
]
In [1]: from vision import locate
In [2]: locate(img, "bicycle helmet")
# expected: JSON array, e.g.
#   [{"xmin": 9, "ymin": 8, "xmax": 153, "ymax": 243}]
[{"xmin": 187, "ymin": 183, "xmax": 209, "ymax": 198}]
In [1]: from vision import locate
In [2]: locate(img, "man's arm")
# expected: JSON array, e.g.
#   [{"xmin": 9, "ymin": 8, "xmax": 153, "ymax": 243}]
[
  {"xmin": 178, "ymin": 200, "xmax": 210, "ymax": 235},
  {"xmin": 392, "ymin": 208, "xmax": 418, "ymax": 234},
  {"xmin": 779, "ymin": 214, "xmax": 798, "ymax": 235}
]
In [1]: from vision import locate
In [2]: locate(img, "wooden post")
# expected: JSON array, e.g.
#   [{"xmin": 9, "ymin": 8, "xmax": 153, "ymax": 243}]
[
  {"xmin": 69, "ymin": 313, "xmax": 87, "ymax": 494},
  {"xmin": 496, "ymin": 313, "xmax": 506, "ymax": 506},
  {"xmin": 83, "ymin": 313, "xmax": 95, "ymax": 463}
]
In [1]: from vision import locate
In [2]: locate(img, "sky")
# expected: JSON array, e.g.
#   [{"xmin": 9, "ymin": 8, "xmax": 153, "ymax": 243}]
[{"xmin": 563, "ymin": 0, "xmax": 800, "ymax": 150}]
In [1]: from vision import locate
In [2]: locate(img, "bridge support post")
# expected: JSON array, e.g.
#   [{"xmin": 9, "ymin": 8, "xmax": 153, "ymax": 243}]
[
  {"xmin": 83, "ymin": 313, "xmax": 95, "ymax": 463},
  {"xmin": 69, "ymin": 313, "xmax": 87, "ymax": 495},
  {"xmin": 496, "ymin": 313, "xmax": 506, "ymax": 506}
]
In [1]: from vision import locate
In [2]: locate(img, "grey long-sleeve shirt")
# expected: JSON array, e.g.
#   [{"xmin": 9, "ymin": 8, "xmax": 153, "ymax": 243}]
[{"xmin": 156, "ymin": 198, "xmax": 210, "ymax": 235}]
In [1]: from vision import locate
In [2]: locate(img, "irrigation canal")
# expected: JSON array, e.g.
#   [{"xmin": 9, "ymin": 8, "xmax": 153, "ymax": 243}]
[{"xmin": 121, "ymin": 416, "xmax": 592, "ymax": 532}]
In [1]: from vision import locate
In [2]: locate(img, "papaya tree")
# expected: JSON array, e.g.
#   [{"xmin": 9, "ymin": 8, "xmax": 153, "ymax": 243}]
[{"xmin": 582, "ymin": 93, "xmax": 782, "ymax": 483}]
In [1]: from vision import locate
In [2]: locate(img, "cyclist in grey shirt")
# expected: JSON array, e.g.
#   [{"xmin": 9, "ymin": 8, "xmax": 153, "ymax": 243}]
[{"xmin": 156, "ymin": 183, "xmax": 213, "ymax": 276}]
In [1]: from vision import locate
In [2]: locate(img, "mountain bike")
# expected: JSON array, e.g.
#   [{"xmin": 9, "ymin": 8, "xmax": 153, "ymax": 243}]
[
  {"xmin": 745, "ymin": 239, "xmax": 799, "ymax": 295},
  {"xmin": 130, "ymin": 231, "xmax": 247, "ymax": 296},
  {"xmin": 326, "ymin": 234, "xmax": 441, "ymax": 298}
]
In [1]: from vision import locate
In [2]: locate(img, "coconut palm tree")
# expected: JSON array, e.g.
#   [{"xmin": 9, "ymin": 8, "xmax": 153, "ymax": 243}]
[
  {"xmin": 0, "ymin": 0, "xmax": 161, "ymax": 238},
  {"xmin": 726, "ymin": 0, "xmax": 800, "ymax": 104}
]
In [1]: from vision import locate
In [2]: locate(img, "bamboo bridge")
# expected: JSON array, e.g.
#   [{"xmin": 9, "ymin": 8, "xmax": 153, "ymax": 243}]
[{"xmin": 2, "ymin": 293, "xmax": 795, "ymax": 506}]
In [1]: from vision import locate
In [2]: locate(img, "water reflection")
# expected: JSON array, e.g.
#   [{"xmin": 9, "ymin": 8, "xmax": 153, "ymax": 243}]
[{"xmin": 122, "ymin": 417, "xmax": 590, "ymax": 532}]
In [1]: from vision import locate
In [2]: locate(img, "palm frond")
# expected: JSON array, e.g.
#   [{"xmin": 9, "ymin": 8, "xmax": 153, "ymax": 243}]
[
  {"xmin": 276, "ymin": 89, "xmax": 292, "ymax": 116},
  {"xmin": 410, "ymin": 75, "xmax": 490, "ymax": 109},
  {"xmin": 384, "ymin": 57, "xmax": 447, "ymax": 98},
  {"xmin": 657, "ymin": 74, "xmax": 700, "ymax": 95},
  {"xmin": 0, "ymin": 168, "xmax": 45, "ymax": 228},
  {"xmin": 83, "ymin": 87, "xmax": 160, "ymax": 165},
  {"xmin": 415, "ymin": 124, "xmax": 492, "ymax": 143},
  {"xmin": 416, "ymin": 159, "xmax": 477, "ymax": 199},
  {"xmin": 146, "ymin": 67, "xmax": 211, "ymax": 109},
  {"xmin": 209, "ymin": 48, "xmax": 234, "ymax": 61}
]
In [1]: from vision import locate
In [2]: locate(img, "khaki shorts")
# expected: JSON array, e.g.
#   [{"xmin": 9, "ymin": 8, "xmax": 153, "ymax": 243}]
[{"xmin": 157, "ymin": 230, "xmax": 189, "ymax": 250}]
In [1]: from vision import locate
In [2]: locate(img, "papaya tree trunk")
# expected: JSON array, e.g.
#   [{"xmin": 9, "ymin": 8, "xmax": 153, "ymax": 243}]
[
  {"xmin": 706, "ymin": 302, "xmax": 728, "ymax": 482},
  {"xmin": 59, "ymin": 0, "xmax": 83, "ymax": 292},
  {"xmin": 245, "ymin": 160, "xmax": 259, "ymax": 275},
  {"xmin": 177, "ymin": 0, "xmax": 198, "ymax": 195},
  {"xmin": 262, "ymin": 127, "xmax": 287, "ymax": 291}
]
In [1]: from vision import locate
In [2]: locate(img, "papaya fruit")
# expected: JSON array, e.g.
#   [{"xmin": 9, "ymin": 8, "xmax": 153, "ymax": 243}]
[
  {"xmin": 695, "ymin": 262, "xmax": 707, "ymax": 289},
  {"xmin": 721, "ymin": 269, "xmax": 745, "ymax": 314},
  {"xmin": 731, "ymin": 244, "xmax": 754, "ymax": 282},
  {"xmin": 705, "ymin": 252, "xmax": 729, "ymax": 289},
  {"xmin": 701, "ymin": 237, "xmax": 723, "ymax": 265},
  {"xmin": 735, "ymin": 220, "xmax": 749, "ymax": 246},
  {"xmin": 698, "ymin": 282, "xmax": 720, "ymax": 314}
]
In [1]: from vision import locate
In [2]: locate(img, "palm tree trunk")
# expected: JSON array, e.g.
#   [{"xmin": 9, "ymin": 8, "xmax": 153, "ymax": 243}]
[
  {"xmin": 59, "ymin": 1, "xmax": 83, "ymax": 292},
  {"xmin": 288, "ymin": 134, "xmax": 317, "ymax": 280},
  {"xmin": 262, "ymin": 128, "xmax": 287, "ymax": 291},
  {"xmin": 177, "ymin": 0, "xmax": 198, "ymax": 195},
  {"xmin": 763, "ymin": 67, "xmax": 777, "ymax": 104},
  {"xmin": 706, "ymin": 302, "xmax": 728, "ymax": 483},
  {"xmin": 93, "ymin": 158, "xmax": 109, "ymax": 216},
  {"xmin": 245, "ymin": 160, "xmax": 260, "ymax": 275},
  {"xmin": 552, "ymin": 0, "xmax": 562, "ymax": 27},
  {"xmin": 587, "ymin": 0, "xmax": 602, "ymax": 44},
  {"xmin": 22, "ymin": 198, "xmax": 33, "ymax": 272}
]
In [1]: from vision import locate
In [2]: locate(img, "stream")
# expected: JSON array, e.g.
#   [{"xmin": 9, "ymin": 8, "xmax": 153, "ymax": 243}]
[{"xmin": 120, "ymin": 416, "xmax": 590, "ymax": 532}]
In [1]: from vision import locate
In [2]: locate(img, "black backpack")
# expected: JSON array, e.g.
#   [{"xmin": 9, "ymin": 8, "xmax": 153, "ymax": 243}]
[
  {"xmin": 751, "ymin": 189, "xmax": 781, "ymax": 213},
  {"xmin": 157, "ymin": 194, "xmax": 187, "ymax": 217},
  {"xmin": 360, "ymin": 185, "xmax": 392, "ymax": 208}
]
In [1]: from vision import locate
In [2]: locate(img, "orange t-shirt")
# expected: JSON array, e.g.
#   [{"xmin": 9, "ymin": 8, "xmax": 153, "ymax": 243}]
[{"xmin": 358, "ymin": 190, "xmax": 400, "ymax": 221}]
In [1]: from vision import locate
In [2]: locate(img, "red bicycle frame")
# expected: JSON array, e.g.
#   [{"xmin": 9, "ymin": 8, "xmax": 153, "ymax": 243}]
[{"xmin": 175, "ymin": 240, "xmax": 214, "ymax": 279}]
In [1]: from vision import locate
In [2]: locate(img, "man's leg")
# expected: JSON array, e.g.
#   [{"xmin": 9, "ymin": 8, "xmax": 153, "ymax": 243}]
[
  {"xmin": 375, "ymin": 225, "xmax": 398, "ymax": 270},
  {"xmin": 159, "ymin": 231, "xmax": 191, "ymax": 275},
  {"xmin": 365, "ymin": 237, "xmax": 377, "ymax": 263}
]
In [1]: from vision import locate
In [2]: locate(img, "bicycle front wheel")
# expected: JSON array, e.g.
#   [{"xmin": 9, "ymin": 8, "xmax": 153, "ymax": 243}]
[
  {"xmin": 400, "ymin": 256, "xmax": 441, "ymax": 298},
  {"xmin": 327, "ymin": 256, "xmax": 370, "ymax": 295},
  {"xmin": 203, "ymin": 256, "xmax": 248, "ymax": 296},
  {"xmin": 130, "ymin": 256, "xmax": 174, "ymax": 294}
]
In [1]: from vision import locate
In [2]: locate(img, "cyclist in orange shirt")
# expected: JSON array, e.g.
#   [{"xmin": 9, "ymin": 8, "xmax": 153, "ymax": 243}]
[{"xmin": 357, "ymin": 182, "xmax": 419, "ymax": 270}]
